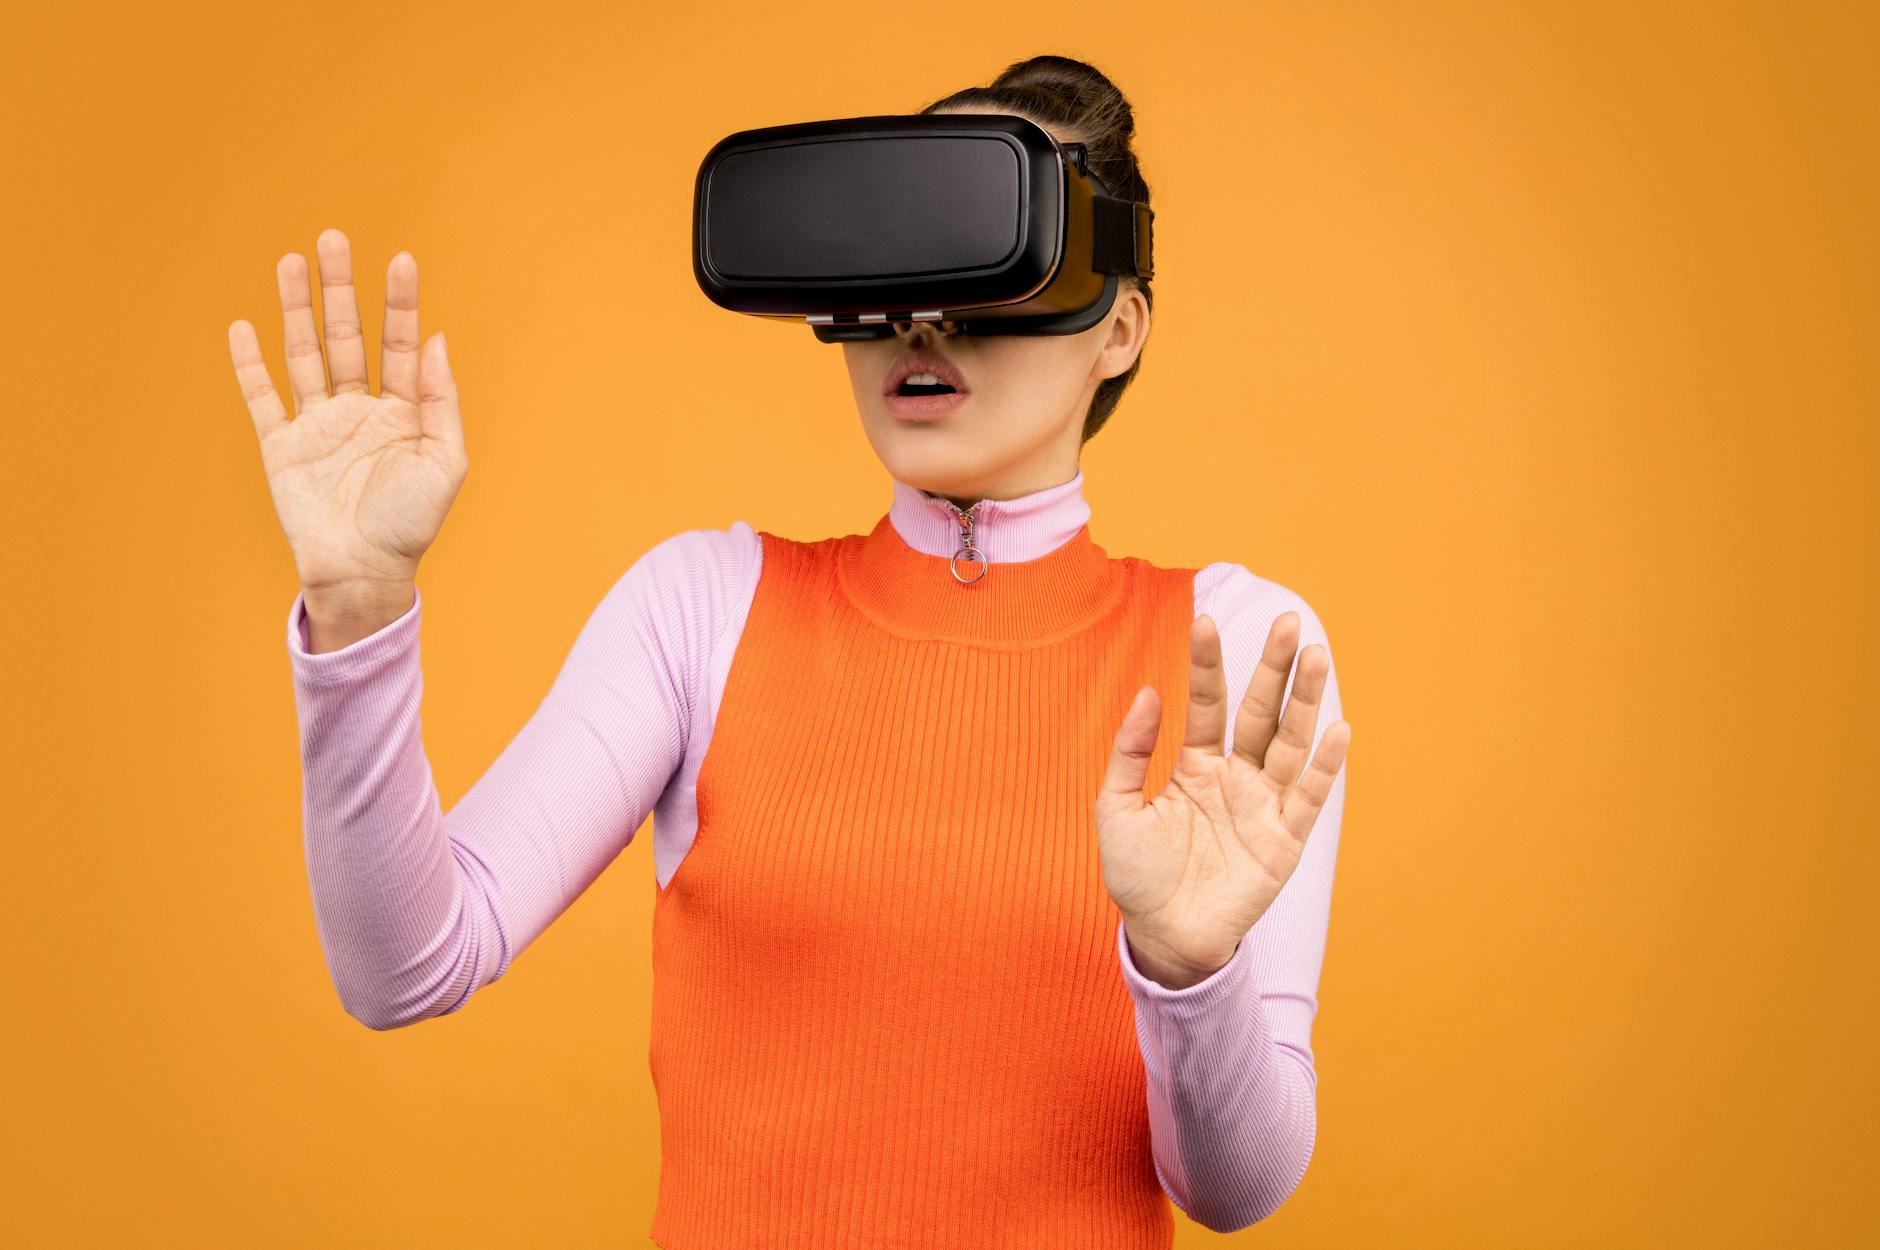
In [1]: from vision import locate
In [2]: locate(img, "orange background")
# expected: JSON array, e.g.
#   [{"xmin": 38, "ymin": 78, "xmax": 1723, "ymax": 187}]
[{"xmin": 4, "ymin": 1, "xmax": 1875, "ymax": 1245}]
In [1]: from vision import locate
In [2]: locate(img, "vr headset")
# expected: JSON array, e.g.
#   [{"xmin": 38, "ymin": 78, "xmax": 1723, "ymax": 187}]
[{"xmin": 692, "ymin": 113, "xmax": 1154, "ymax": 342}]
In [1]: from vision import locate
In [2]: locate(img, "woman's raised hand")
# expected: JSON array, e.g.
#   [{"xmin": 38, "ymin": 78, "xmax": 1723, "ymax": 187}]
[
  {"xmin": 1095, "ymin": 611, "xmax": 1352, "ymax": 989},
  {"xmin": 228, "ymin": 228, "xmax": 465, "ymax": 615}
]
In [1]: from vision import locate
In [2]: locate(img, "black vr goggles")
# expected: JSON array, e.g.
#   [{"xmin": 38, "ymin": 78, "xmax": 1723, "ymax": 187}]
[{"xmin": 692, "ymin": 113, "xmax": 1155, "ymax": 342}]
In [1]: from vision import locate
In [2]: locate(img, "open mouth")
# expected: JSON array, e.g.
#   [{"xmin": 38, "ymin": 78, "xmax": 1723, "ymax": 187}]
[{"xmin": 895, "ymin": 375, "xmax": 959, "ymax": 397}]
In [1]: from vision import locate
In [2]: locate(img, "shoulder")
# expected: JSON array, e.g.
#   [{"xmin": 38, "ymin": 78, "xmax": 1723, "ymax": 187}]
[
  {"xmin": 1192, "ymin": 561, "xmax": 1335, "ymax": 653},
  {"xmin": 620, "ymin": 521, "xmax": 764, "ymax": 608},
  {"xmin": 582, "ymin": 521, "xmax": 764, "ymax": 656},
  {"xmin": 558, "ymin": 523, "xmax": 764, "ymax": 719}
]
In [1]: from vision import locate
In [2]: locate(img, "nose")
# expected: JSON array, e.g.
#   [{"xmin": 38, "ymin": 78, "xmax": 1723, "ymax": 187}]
[{"xmin": 891, "ymin": 317, "xmax": 961, "ymax": 338}]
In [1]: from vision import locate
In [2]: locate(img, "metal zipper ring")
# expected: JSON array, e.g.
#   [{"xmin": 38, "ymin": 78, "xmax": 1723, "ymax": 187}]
[{"xmin": 950, "ymin": 545, "xmax": 987, "ymax": 583}]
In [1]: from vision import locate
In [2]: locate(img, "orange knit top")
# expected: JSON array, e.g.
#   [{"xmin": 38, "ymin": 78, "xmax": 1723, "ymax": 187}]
[{"xmin": 646, "ymin": 510, "xmax": 1199, "ymax": 1249}]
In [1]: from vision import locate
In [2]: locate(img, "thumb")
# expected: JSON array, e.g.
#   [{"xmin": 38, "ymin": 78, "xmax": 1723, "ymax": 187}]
[
  {"xmin": 419, "ymin": 332, "xmax": 464, "ymax": 454},
  {"xmin": 1096, "ymin": 684, "xmax": 1160, "ymax": 817}
]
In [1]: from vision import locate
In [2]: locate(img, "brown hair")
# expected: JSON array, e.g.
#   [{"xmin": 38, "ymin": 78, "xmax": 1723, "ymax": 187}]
[{"xmin": 917, "ymin": 55, "xmax": 1152, "ymax": 445}]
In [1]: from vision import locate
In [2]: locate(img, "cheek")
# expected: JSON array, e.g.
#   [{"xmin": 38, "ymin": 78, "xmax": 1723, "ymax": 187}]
[
  {"xmin": 974, "ymin": 340, "xmax": 1083, "ymax": 399},
  {"xmin": 842, "ymin": 346, "xmax": 889, "ymax": 397}
]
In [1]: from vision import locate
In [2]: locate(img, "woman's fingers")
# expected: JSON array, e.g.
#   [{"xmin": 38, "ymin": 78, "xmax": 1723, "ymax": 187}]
[
  {"xmin": 1280, "ymin": 720, "xmax": 1351, "ymax": 841},
  {"xmin": 417, "ymin": 332, "xmax": 463, "ymax": 456},
  {"xmin": 275, "ymin": 251, "xmax": 329, "ymax": 413},
  {"xmin": 227, "ymin": 319, "xmax": 288, "ymax": 441},
  {"xmin": 1230, "ymin": 611, "xmax": 1301, "ymax": 770},
  {"xmin": 1258, "ymin": 644, "xmax": 1331, "ymax": 791},
  {"xmin": 381, "ymin": 251, "xmax": 421, "ymax": 405},
  {"xmin": 1096, "ymin": 684, "xmax": 1161, "ymax": 815},
  {"xmin": 1181, "ymin": 615, "xmax": 1231, "ymax": 761},
  {"xmin": 316, "ymin": 229, "xmax": 369, "ymax": 396}
]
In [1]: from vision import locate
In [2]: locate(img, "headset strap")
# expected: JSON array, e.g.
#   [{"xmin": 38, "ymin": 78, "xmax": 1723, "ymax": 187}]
[{"xmin": 1092, "ymin": 196, "xmax": 1155, "ymax": 280}]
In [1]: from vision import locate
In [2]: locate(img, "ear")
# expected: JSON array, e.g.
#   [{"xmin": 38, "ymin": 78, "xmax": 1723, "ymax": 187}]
[{"xmin": 1094, "ymin": 283, "xmax": 1151, "ymax": 381}]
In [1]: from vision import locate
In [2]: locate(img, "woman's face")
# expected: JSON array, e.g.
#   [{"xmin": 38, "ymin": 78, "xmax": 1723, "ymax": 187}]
[{"xmin": 839, "ymin": 114, "xmax": 1151, "ymax": 504}]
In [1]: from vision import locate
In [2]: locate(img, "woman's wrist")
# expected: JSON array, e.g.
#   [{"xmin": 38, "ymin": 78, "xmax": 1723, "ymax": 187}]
[
  {"xmin": 1121, "ymin": 920, "xmax": 1233, "ymax": 991},
  {"xmin": 300, "ymin": 581, "xmax": 416, "ymax": 653}
]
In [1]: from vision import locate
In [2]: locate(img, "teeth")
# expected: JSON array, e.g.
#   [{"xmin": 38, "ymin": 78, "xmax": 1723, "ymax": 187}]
[{"xmin": 905, "ymin": 372, "xmax": 944, "ymax": 385}]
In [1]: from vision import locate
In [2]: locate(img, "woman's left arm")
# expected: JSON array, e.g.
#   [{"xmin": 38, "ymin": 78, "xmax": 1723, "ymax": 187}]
[{"xmin": 1102, "ymin": 564, "xmax": 1350, "ymax": 1231}]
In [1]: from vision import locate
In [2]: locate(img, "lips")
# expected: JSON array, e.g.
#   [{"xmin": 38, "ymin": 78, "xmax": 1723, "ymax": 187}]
[{"xmin": 885, "ymin": 348, "xmax": 969, "ymax": 396}]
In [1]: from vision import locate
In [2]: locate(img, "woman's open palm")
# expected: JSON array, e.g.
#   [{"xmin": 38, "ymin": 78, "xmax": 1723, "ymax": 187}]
[
  {"xmin": 1096, "ymin": 610, "xmax": 1351, "ymax": 987},
  {"xmin": 228, "ymin": 228, "xmax": 464, "ymax": 596}
]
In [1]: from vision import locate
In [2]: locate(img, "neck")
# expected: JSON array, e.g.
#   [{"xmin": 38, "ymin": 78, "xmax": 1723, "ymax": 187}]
[
  {"xmin": 887, "ymin": 469, "xmax": 1092, "ymax": 563},
  {"xmin": 833, "ymin": 466, "xmax": 1121, "ymax": 644}
]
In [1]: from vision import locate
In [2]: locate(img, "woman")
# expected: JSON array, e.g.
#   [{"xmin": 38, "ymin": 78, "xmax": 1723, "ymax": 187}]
[{"xmin": 227, "ymin": 55, "xmax": 1351, "ymax": 1250}]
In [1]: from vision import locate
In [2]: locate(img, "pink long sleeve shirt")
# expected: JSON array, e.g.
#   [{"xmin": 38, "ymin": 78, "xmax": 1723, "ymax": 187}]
[{"xmin": 285, "ymin": 467, "xmax": 1347, "ymax": 1232}]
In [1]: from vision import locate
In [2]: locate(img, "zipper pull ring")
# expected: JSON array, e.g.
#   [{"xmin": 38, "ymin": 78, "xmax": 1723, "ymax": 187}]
[{"xmin": 949, "ymin": 502, "xmax": 986, "ymax": 584}]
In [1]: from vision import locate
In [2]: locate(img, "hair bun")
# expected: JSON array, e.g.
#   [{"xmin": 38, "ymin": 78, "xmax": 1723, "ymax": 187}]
[{"xmin": 992, "ymin": 55, "xmax": 1134, "ymax": 137}]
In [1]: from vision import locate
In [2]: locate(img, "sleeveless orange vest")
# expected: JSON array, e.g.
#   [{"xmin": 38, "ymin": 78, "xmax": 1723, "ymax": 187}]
[{"xmin": 647, "ymin": 510, "xmax": 1198, "ymax": 1249}]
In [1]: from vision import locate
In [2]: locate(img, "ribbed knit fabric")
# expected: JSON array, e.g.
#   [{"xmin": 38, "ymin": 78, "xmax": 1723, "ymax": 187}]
[
  {"xmin": 646, "ymin": 513, "xmax": 1199, "ymax": 1250},
  {"xmin": 283, "ymin": 467, "xmax": 1348, "ymax": 1238}
]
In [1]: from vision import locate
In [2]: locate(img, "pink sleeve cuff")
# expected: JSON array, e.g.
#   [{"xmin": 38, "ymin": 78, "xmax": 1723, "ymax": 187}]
[
  {"xmin": 285, "ymin": 586, "xmax": 423, "ymax": 685},
  {"xmin": 1115, "ymin": 917, "xmax": 1255, "ymax": 1013}
]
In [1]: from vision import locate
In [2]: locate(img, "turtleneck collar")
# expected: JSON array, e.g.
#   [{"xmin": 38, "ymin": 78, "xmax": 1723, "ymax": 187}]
[
  {"xmin": 834, "ymin": 467, "xmax": 1130, "ymax": 646},
  {"xmin": 887, "ymin": 469, "xmax": 1093, "ymax": 562}
]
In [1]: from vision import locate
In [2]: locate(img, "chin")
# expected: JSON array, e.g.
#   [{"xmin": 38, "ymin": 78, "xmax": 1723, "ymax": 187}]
[{"xmin": 867, "ymin": 426, "xmax": 979, "ymax": 492}]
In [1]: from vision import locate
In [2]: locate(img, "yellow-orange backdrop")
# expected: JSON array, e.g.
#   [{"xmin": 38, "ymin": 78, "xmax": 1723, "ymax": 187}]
[{"xmin": 3, "ymin": 1, "xmax": 1874, "ymax": 1245}]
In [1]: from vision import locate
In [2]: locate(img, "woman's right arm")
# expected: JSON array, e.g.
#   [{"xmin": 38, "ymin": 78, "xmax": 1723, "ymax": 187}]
[
  {"xmin": 283, "ymin": 529, "xmax": 733, "ymax": 1029},
  {"xmin": 230, "ymin": 228, "xmax": 725, "ymax": 1028}
]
